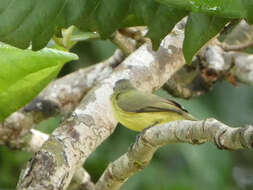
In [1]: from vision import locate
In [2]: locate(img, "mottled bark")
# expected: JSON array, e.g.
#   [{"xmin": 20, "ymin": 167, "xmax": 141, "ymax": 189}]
[
  {"xmin": 22, "ymin": 129, "xmax": 95, "ymax": 190},
  {"xmin": 163, "ymin": 43, "xmax": 253, "ymax": 98}
]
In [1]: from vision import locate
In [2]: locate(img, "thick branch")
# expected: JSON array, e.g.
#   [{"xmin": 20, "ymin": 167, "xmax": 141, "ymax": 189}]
[
  {"xmin": 17, "ymin": 22, "xmax": 186, "ymax": 190},
  {"xmin": 22, "ymin": 129, "xmax": 95, "ymax": 190},
  {"xmin": 95, "ymin": 119, "xmax": 253, "ymax": 190}
]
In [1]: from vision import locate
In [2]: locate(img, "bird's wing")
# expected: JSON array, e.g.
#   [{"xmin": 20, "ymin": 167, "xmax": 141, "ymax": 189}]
[{"xmin": 116, "ymin": 90, "xmax": 188, "ymax": 114}]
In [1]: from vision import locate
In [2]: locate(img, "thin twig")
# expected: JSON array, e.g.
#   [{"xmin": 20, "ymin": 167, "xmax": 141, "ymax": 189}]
[
  {"xmin": 219, "ymin": 40, "xmax": 253, "ymax": 51},
  {"xmin": 110, "ymin": 30, "xmax": 137, "ymax": 55}
]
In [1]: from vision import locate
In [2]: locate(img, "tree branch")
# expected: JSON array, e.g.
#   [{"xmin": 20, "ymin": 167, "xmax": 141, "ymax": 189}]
[
  {"xmin": 163, "ymin": 42, "xmax": 253, "ymax": 98},
  {"xmin": 163, "ymin": 20, "xmax": 253, "ymax": 98},
  {"xmin": 22, "ymin": 129, "xmax": 95, "ymax": 190},
  {"xmin": 202, "ymin": 44, "xmax": 253, "ymax": 86},
  {"xmin": 68, "ymin": 168, "xmax": 95, "ymax": 190},
  {"xmin": 110, "ymin": 30, "xmax": 137, "ymax": 55},
  {"xmin": 95, "ymin": 119, "xmax": 253, "ymax": 190},
  {"xmin": 220, "ymin": 40, "xmax": 253, "ymax": 51},
  {"xmin": 17, "ymin": 22, "xmax": 187, "ymax": 190}
]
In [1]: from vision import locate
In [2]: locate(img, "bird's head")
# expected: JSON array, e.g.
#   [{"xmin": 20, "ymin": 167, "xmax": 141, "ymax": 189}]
[{"xmin": 113, "ymin": 79, "xmax": 135, "ymax": 93}]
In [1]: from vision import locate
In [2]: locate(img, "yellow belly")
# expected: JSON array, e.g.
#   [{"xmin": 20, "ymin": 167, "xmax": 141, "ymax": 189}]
[{"xmin": 111, "ymin": 97, "xmax": 188, "ymax": 131}]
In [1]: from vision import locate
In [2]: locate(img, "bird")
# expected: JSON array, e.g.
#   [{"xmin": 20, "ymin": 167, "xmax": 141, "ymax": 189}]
[{"xmin": 111, "ymin": 79, "xmax": 196, "ymax": 131}]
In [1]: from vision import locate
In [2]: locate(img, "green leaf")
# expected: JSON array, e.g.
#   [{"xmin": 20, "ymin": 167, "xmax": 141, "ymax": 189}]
[
  {"xmin": 0, "ymin": 0, "xmax": 132, "ymax": 49},
  {"xmin": 70, "ymin": 28, "xmax": 100, "ymax": 42},
  {"xmin": 0, "ymin": 44, "xmax": 78, "ymax": 121},
  {"xmin": 183, "ymin": 13, "xmax": 228, "ymax": 64},
  {"xmin": 0, "ymin": 0, "xmax": 67, "ymax": 50},
  {"xmin": 131, "ymin": 0, "xmax": 159, "ymax": 25},
  {"xmin": 130, "ymin": 0, "xmax": 188, "ymax": 49},
  {"xmin": 95, "ymin": 0, "xmax": 131, "ymax": 38},
  {"xmin": 147, "ymin": 6, "xmax": 188, "ymax": 50},
  {"xmin": 158, "ymin": 0, "xmax": 253, "ymax": 22},
  {"xmin": 1, "ymin": 0, "xmax": 247, "ymax": 51}
]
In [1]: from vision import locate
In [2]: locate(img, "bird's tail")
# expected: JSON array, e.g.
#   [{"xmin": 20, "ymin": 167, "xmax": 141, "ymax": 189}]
[{"xmin": 185, "ymin": 113, "xmax": 197, "ymax": 121}]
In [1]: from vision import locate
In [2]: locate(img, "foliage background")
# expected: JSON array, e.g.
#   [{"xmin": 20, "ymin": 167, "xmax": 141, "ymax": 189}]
[{"xmin": 1, "ymin": 39, "xmax": 253, "ymax": 190}]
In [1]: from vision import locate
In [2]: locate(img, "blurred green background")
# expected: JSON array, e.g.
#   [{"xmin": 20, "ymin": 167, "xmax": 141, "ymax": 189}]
[{"xmin": 1, "ymin": 39, "xmax": 253, "ymax": 190}]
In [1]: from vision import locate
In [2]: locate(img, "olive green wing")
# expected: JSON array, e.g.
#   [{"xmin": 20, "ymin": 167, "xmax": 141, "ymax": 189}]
[{"xmin": 117, "ymin": 90, "xmax": 188, "ymax": 114}]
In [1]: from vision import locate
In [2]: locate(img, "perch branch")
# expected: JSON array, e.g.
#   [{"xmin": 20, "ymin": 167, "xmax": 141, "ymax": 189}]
[{"xmin": 95, "ymin": 119, "xmax": 253, "ymax": 190}]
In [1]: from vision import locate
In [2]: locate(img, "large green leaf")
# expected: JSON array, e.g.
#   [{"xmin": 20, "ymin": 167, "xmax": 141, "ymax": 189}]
[
  {"xmin": 130, "ymin": 0, "xmax": 188, "ymax": 49},
  {"xmin": 0, "ymin": 44, "xmax": 78, "ymax": 121},
  {"xmin": 158, "ymin": 0, "xmax": 253, "ymax": 22},
  {"xmin": 131, "ymin": 0, "xmax": 159, "ymax": 25},
  {"xmin": 0, "ymin": 0, "xmax": 188, "ymax": 50},
  {"xmin": 0, "ymin": 0, "xmax": 67, "ymax": 50},
  {"xmin": 1, "ymin": 0, "xmax": 251, "ymax": 62},
  {"xmin": 96, "ymin": 0, "xmax": 131, "ymax": 38},
  {"xmin": 183, "ymin": 13, "xmax": 228, "ymax": 64},
  {"xmin": 0, "ymin": 0, "xmax": 132, "ymax": 49},
  {"xmin": 75, "ymin": 0, "xmax": 131, "ymax": 39},
  {"xmin": 147, "ymin": 6, "xmax": 187, "ymax": 49}
]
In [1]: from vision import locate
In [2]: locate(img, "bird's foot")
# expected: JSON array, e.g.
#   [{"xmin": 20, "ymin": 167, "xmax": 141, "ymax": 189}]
[{"xmin": 135, "ymin": 121, "xmax": 160, "ymax": 143}]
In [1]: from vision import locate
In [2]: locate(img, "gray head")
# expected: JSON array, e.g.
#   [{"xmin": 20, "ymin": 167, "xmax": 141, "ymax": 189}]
[{"xmin": 113, "ymin": 79, "xmax": 135, "ymax": 92}]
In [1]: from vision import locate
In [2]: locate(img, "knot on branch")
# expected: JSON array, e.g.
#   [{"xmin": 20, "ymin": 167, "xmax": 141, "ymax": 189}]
[
  {"xmin": 203, "ymin": 119, "xmax": 253, "ymax": 150},
  {"xmin": 237, "ymin": 125, "xmax": 253, "ymax": 149},
  {"xmin": 18, "ymin": 151, "xmax": 56, "ymax": 189},
  {"xmin": 23, "ymin": 98, "xmax": 60, "ymax": 120}
]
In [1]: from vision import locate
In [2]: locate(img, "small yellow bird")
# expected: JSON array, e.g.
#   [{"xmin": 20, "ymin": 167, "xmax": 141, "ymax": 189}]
[{"xmin": 111, "ymin": 79, "xmax": 196, "ymax": 131}]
